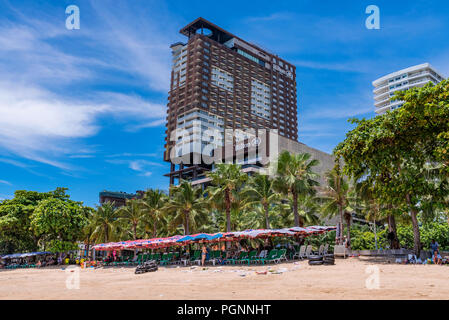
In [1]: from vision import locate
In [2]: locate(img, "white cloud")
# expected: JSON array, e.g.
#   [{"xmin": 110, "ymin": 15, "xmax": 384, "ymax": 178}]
[
  {"xmin": 88, "ymin": 1, "xmax": 176, "ymax": 93},
  {"xmin": 0, "ymin": 157, "xmax": 29, "ymax": 168},
  {"xmin": 0, "ymin": 4, "xmax": 173, "ymax": 170},
  {"xmin": 0, "ymin": 82, "xmax": 166, "ymax": 169},
  {"xmin": 0, "ymin": 180, "xmax": 11, "ymax": 186},
  {"xmin": 107, "ymin": 158, "xmax": 162, "ymax": 177},
  {"xmin": 106, "ymin": 153, "xmax": 158, "ymax": 158}
]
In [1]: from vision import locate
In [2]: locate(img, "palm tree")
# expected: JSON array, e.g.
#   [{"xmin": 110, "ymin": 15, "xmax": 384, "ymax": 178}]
[
  {"xmin": 319, "ymin": 167, "xmax": 354, "ymax": 244},
  {"xmin": 80, "ymin": 207, "xmax": 96, "ymax": 257},
  {"xmin": 356, "ymin": 180, "xmax": 402, "ymax": 249},
  {"xmin": 243, "ymin": 174, "xmax": 280, "ymax": 229},
  {"xmin": 207, "ymin": 163, "xmax": 248, "ymax": 232},
  {"xmin": 117, "ymin": 199, "xmax": 145, "ymax": 240},
  {"xmin": 141, "ymin": 189, "xmax": 167, "ymax": 238},
  {"xmin": 91, "ymin": 201, "xmax": 120, "ymax": 243},
  {"xmin": 292, "ymin": 194, "xmax": 320, "ymax": 226},
  {"xmin": 273, "ymin": 151, "xmax": 320, "ymax": 227},
  {"xmin": 164, "ymin": 181, "xmax": 206, "ymax": 235}
]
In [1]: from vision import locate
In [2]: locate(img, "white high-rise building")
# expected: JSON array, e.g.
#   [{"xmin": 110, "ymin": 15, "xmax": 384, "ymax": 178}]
[{"xmin": 372, "ymin": 63, "xmax": 445, "ymax": 114}]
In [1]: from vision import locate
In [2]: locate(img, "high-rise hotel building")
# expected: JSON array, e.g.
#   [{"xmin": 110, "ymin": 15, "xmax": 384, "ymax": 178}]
[
  {"xmin": 373, "ymin": 63, "xmax": 445, "ymax": 114},
  {"xmin": 164, "ymin": 18, "xmax": 332, "ymax": 185}
]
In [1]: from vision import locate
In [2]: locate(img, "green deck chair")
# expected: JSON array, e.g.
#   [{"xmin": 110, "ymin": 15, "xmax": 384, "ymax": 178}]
[
  {"xmin": 227, "ymin": 251, "xmax": 246, "ymax": 265},
  {"xmin": 240, "ymin": 250, "xmax": 257, "ymax": 265},
  {"xmin": 257, "ymin": 249, "xmax": 278, "ymax": 264}
]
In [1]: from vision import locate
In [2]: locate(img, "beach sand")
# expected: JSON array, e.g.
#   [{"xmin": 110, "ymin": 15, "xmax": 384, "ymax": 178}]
[{"xmin": 1, "ymin": 257, "xmax": 448, "ymax": 300}]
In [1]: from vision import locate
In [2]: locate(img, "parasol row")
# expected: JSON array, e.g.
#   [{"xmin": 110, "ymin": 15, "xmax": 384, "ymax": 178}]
[
  {"xmin": 0, "ymin": 251, "xmax": 53, "ymax": 260},
  {"xmin": 92, "ymin": 226, "xmax": 336, "ymax": 251}
]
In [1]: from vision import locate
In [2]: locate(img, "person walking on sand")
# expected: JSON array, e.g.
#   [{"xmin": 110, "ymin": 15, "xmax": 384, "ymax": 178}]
[{"xmin": 201, "ymin": 245, "xmax": 207, "ymax": 266}]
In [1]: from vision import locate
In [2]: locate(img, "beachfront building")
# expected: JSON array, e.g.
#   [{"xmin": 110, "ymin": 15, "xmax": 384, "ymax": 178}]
[
  {"xmin": 373, "ymin": 63, "xmax": 445, "ymax": 114},
  {"xmin": 164, "ymin": 17, "xmax": 333, "ymax": 186},
  {"xmin": 99, "ymin": 190, "xmax": 144, "ymax": 207}
]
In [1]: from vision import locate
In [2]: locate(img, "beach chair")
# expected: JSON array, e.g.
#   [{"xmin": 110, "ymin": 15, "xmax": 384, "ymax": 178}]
[
  {"xmin": 121, "ymin": 257, "xmax": 130, "ymax": 266},
  {"xmin": 334, "ymin": 245, "xmax": 348, "ymax": 258},
  {"xmin": 237, "ymin": 251, "xmax": 249, "ymax": 264},
  {"xmin": 241, "ymin": 250, "xmax": 257, "ymax": 265},
  {"xmin": 160, "ymin": 253, "xmax": 173, "ymax": 266},
  {"xmin": 293, "ymin": 245, "xmax": 306, "ymax": 260},
  {"xmin": 171, "ymin": 252, "xmax": 181, "ymax": 265},
  {"xmin": 251, "ymin": 250, "xmax": 265, "ymax": 264},
  {"xmin": 314, "ymin": 244, "xmax": 324, "ymax": 256},
  {"xmin": 189, "ymin": 250, "xmax": 201, "ymax": 265},
  {"xmin": 305, "ymin": 245, "xmax": 313, "ymax": 258},
  {"xmin": 226, "ymin": 251, "xmax": 246, "ymax": 265},
  {"xmin": 193, "ymin": 251, "xmax": 204, "ymax": 266},
  {"xmin": 258, "ymin": 249, "xmax": 278, "ymax": 264},
  {"xmin": 254, "ymin": 250, "xmax": 267, "ymax": 264},
  {"xmin": 274, "ymin": 249, "xmax": 288, "ymax": 263},
  {"xmin": 153, "ymin": 253, "xmax": 161, "ymax": 263},
  {"xmin": 208, "ymin": 251, "xmax": 221, "ymax": 265}
]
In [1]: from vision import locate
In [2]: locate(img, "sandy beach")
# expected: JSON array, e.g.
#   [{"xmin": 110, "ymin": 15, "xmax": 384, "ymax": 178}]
[{"xmin": 1, "ymin": 257, "xmax": 448, "ymax": 300}]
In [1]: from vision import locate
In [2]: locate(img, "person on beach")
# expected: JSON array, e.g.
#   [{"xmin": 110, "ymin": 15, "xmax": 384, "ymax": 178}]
[
  {"xmin": 433, "ymin": 250, "xmax": 443, "ymax": 265},
  {"xmin": 430, "ymin": 240, "xmax": 439, "ymax": 257},
  {"xmin": 201, "ymin": 245, "xmax": 207, "ymax": 266},
  {"xmin": 263, "ymin": 239, "xmax": 273, "ymax": 252}
]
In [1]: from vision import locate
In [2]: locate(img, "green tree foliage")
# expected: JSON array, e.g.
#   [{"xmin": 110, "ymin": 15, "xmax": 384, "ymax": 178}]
[
  {"xmin": 318, "ymin": 165, "xmax": 355, "ymax": 244},
  {"xmin": 91, "ymin": 201, "xmax": 120, "ymax": 243},
  {"xmin": 397, "ymin": 222, "xmax": 449, "ymax": 251},
  {"xmin": 31, "ymin": 197, "xmax": 89, "ymax": 252},
  {"xmin": 350, "ymin": 228, "xmax": 388, "ymax": 251},
  {"xmin": 335, "ymin": 80, "xmax": 449, "ymax": 255},
  {"xmin": 164, "ymin": 181, "xmax": 208, "ymax": 235},
  {"xmin": 273, "ymin": 151, "xmax": 319, "ymax": 227},
  {"xmin": 117, "ymin": 199, "xmax": 146, "ymax": 240},
  {"xmin": 243, "ymin": 173, "xmax": 281, "ymax": 229},
  {"xmin": 140, "ymin": 189, "xmax": 167, "ymax": 238},
  {"xmin": 0, "ymin": 188, "xmax": 90, "ymax": 254},
  {"xmin": 207, "ymin": 164, "xmax": 248, "ymax": 232}
]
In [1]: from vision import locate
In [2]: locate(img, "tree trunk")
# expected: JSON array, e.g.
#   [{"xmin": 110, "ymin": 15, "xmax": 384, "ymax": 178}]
[
  {"xmin": 184, "ymin": 210, "xmax": 190, "ymax": 235},
  {"xmin": 85, "ymin": 236, "xmax": 90, "ymax": 258},
  {"xmin": 387, "ymin": 214, "xmax": 400, "ymax": 249},
  {"xmin": 153, "ymin": 219, "xmax": 157, "ymax": 238},
  {"xmin": 406, "ymin": 193, "xmax": 421, "ymax": 256},
  {"xmin": 133, "ymin": 222, "xmax": 137, "ymax": 240},
  {"xmin": 225, "ymin": 189, "xmax": 231, "ymax": 232},
  {"xmin": 104, "ymin": 224, "xmax": 109, "ymax": 243},
  {"xmin": 338, "ymin": 206, "xmax": 344, "ymax": 244},
  {"xmin": 373, "ymin": 219, "xmax": 378, "ymax": 250},
  {"xmin": 345, "ymin": 215, "xmax": 351, "ymax": 248},
  {"xmin": 292, "ymin": 190, "xmax": 300, "ymax": 227},
  {"xmin": 263, "ymin": 202, "xmax": 270, "ymax": 229}
]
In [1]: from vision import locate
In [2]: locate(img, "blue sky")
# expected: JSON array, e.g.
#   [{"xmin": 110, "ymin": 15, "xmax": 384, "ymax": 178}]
[{"xmin": 0, "ymin": 0, "xmax": 448, "ymax": 206}]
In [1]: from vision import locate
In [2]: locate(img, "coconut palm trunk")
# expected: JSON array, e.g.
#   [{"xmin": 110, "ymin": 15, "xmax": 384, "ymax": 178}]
[
  {"xmin": 344, "ymin": 212, "xmax": 351, "ymax": 246},
  {"xmin": 373, "ymin": 219, "xmax": 378, "ymax": 250},
  {"xmin": 184, "ymin": 210, "xmax": 190, "ymax": 235},
  {"xmin": 133, "ymin": 222, "xmax": 138, "ymax": 240},
  {"xmin": 225, "ymin": 189, "xmax": 231, "ymax": 232},
  {"xmin": 338, "ymin": 207, "xmax": 344, "ymax": 244},
  {"xmin": 292, "ymin": 190, "xmax": 300, "ymax": 227},
  {"xmin": 263, "ymin": 202, "xmax": 270, "ymax": 229},
  {"xmin": 104, "ymin": 224, "xmax": 109, "ymax": 243},
  {"xmin": 153, "ymin": 222, "xmax": 157, "ymax": 238}
]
